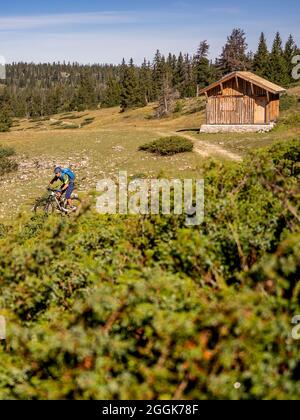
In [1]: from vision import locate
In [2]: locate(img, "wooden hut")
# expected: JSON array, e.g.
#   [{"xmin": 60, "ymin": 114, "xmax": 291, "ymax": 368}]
[{"xmin": 199, "ymin": 71, "xmax": 286, "ymax": 133}]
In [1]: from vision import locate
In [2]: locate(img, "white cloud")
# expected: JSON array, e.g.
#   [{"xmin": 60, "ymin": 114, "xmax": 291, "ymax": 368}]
[
  {"xmin": 0, "ymin": 12, "xmax": 136, "ymax": 31},
  {"xmin": 0, "ymin": 9, "xmax": 298, "ymax": 64},
  {"xmin": 0, "ymin": 30, "xmax": 204, "ymax": 64}
]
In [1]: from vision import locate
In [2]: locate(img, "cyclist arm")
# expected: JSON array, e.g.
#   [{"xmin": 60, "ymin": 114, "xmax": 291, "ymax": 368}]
[
  {"xmin": 49, "ymin": 176, "xmax": 58, "ymax": 187},
  {"xmin": 59, "ymin": 174, "xmax": 70, "ymax": 193},
  {"xmin": 60, "ymin": 183, "xmax": 69, "ymax": 193}
]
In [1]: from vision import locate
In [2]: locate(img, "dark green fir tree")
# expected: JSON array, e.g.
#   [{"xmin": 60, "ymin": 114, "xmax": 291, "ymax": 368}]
[
  {"xmin": 194, "ymin": 40, "xmax": 212, "ymax": 89},
  {"xmin": 120, "ymin": 59, "xmax": 146, "ymax": 112},
  {"xmin": 284, "ymin": 34, "xmax": 298, "ymax": 83},
  {"xmin": 269, "ymin": 32, "xmax": 289, "ymax": 86},
  {"xmin": 253, "ymin": 33, "xmax": 270, "ymax": 78}
]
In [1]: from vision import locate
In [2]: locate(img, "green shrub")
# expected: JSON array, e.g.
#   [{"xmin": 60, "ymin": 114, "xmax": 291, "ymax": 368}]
[
  {"xmin": 0, "ymin": 157, "xmax": 18, "ymax": 175},
  {"xmin": 0, "ymin": 145, "xmax": 15, "ymax": 159},
  {"xmin": 139, "ymin": 136, "xmax": 194, "ymax": 156},
  {"xmin": 0, "ymin": 224, "xmax": 9, "ymax": 238},
  {"xmin": 0, "ymin": 109, "xmax": 12, "ymax": 133},
  {"xmin": 174, "ymin": 101, "xmax": 184, "ymax": 113},
  {"xmin": 61, "ymin": 124, "xmax": 80, "ymax": 129},
  {"xmin": 187, "ymin": 98, "xmax": 206, "ymax": 114},
  {"xmin": 280, "ymin": 94, "xmax": 298, "ymax": 111},
  {"xmin": 81, "ymin": 117, "xmax": 95, "ymax": 127},
  {"xmin": 0, "ymin": 145, "xmax": 18, "ymax": 176},
  {"xmin": 277, "ymin": 113, "xmax": 300, "ymax": 129},
  {"xmin": 0, "ymin": 123, "xmax": 11, "ymax": 133}
]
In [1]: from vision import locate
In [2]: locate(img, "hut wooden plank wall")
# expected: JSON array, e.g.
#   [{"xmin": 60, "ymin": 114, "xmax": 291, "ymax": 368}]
[{"xmin": 200, "ymin": 72, "xmax": 286, "ymax": 126}]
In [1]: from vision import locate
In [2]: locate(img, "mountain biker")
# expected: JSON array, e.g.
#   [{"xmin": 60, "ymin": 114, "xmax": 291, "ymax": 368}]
[{"xmin": 49, "ymin": 167, "xmax": 76, "ymax": 211}]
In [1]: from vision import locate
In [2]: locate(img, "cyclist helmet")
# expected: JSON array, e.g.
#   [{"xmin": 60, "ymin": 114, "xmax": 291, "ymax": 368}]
[{"xmin": 54, "ymin": 167, "xmax": 62, "ymax": 175}]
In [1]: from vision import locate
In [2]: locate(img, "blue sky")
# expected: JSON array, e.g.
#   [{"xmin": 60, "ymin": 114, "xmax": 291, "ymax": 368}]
[{"xmin": 0, "ymin": 0, "xmax": 299, "ymax": 64}]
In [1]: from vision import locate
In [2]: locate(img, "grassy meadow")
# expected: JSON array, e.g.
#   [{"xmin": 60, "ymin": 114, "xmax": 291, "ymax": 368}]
[{"xmin": 0, "ymin": 93, "xmax": 299, "ymax": 220}]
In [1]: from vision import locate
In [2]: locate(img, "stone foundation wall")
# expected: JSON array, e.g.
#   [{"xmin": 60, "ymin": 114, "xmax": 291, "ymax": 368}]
[{"xmin": 200, "ymin": 124, "xmax": 275, "ymax": 134}]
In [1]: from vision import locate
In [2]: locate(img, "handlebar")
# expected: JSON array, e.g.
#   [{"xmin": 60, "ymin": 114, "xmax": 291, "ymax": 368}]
[{"xmin": 47, "ymin": 188, "xmax": 61, "ymax": 193}]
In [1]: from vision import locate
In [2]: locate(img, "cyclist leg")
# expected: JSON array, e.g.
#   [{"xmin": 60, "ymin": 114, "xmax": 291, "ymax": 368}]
[{"xmin": 65, "ymin": 182, "xmax": 75, "ymax": 208}]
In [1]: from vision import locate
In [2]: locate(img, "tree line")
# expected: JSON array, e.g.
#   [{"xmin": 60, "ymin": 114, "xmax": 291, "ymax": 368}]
[{"xmin": 0, "ymin": 29, "xmax": 298, "ymax": 129}]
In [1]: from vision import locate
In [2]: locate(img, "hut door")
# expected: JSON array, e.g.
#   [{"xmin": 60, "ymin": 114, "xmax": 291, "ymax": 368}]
[{"xmin": 254, "ymin": 97, "xmax": 267, "ymax": 124}]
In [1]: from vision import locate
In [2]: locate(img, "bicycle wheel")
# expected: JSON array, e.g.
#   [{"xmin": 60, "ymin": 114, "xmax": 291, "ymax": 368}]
[
  {"xmin": 44, "ymin": 201, "xmax": 56, "ymax": 215},
  {"xmin": 62, "ymin": 195, "xmax": 82, "ymax": 213},
  {"xmin": 33, "ymin": 198, "xmax": 55, "ymax": 215}
]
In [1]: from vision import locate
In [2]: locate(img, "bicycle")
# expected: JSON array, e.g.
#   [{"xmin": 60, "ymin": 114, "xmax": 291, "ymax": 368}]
[{"xmin": 33, "ymin": 188, "xmax": 81, "ymax": 216}]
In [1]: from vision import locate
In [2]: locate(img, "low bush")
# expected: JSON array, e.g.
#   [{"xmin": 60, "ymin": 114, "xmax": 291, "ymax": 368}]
[
  {"xmin": 187, "ymin": 98, "xmax": 207, "ymax": 114},
  {"xmin": 174, "ymin": 100, "xmax": 184, "ymax": 113},
  {"xmin": 0, "ymin": 123, "xmax": 11, "ymax": 133},
  {"xmin": 280, "ymin": 94, "xmax": 298, "ymax": 111},
  {"xmin": 0, "ymin": 146, "xmax": 14, "ymax": 159},
  {"xmin": 0, "ymin": 145, "xmax": 18, "ymax": 177},
  {"xmin": 139, "ymin": 136, "xmax": 194, "ymax": 156},
  {"xmin": 276, "ymin": 113, "xmax": 300, "ymax": 129},
  {"xmin": 61, "ymin": 124, "xmax": 80, "ymax": 129},
  {"xmin": 0, "ymin": 108, "xmax": 12, "ymax": 133},
  {"xmin": 81, "ymin": 117, "xmax": 95, "ymax": 127}
]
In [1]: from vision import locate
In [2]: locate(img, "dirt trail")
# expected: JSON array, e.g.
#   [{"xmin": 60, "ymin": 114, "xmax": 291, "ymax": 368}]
[{"xmin": 157, "ymin": 131, "xmax": 242, "ymax": 162}]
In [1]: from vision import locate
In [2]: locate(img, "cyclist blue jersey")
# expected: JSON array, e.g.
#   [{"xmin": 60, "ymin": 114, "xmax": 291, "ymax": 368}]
[
  {"xmin": 51, "ymin": 168, "xmax": 76, "ymax": 186},
  {"xmin": 60, "ymin": 169, "xmax": 75, "ymax": 184}
]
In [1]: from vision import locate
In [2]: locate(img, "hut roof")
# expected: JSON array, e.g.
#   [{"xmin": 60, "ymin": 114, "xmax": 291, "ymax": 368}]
[{"xmin": 199, "ymin": 71, "xmax": 286, "ymax": 95}]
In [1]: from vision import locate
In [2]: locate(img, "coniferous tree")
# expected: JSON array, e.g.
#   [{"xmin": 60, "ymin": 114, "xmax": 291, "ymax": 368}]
[
  {"xmin": 140, "ymin": 59, "xmax": 154, "ymax": 104},
  {"xmin": 152, "ymin": 50, "xmax": 166, "ymax": 98},
  {"xmin": 130, "ymin": 58, "xmax": 147, "ymax": 109},
  {"xmin": 284, "ymin": 35, "xmax": 298, "ymax": 83},
  {"xmin": 75, "ymin": 70, "xmax": 97, "ymax": 111},
  {"xmin": 120, "ymin": 62, "xmax": 135, "ymax": 112},
  {"xmin": 183, "ymin": 54, "xmax": 195, "ymax": 97},
  {"xmin": 194, "ymin": 40, "xmax": 212, "ymax": 89},
  {"xmin": 46, "ymin": 86, "xmax": 63, "ymax": 116},
  {"xmin": 0, "ymin": 88, "xmax": 12, "ymax": 132},
  {"xmin": 120, "ymin": 60, "xmax": 146, "ymax": 112},
  {"xmin": 171, "ymin": 54, "xmax": 178, "ymax": 77},
  {"xmin": 102, "ymin": 77, "xmax": 121, "ymax": 108},
  {"xmin": 246, "ymin": 51, "xmax": 254, "ymax": 72},
  {"xmin": 174, "ymin": 52, "xmax": 186, "ymax": 96},
  {"xmin": 269, "ymin": 32, "xmax": 289, "ymax": 86},
  {"xmin": 253, "ymin": 33, "xmax": 270, "ymax": 78},
  {"xmin": 218, "ymin": 28, "xmax": 250, "ymax": 74},
  {"xmin": 0, "ymin": 109, "xmax": 12, "ymax": 132},
  {"xmin": 166, "ymin": 53, "xmax": 175, "ymax": 86}
]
